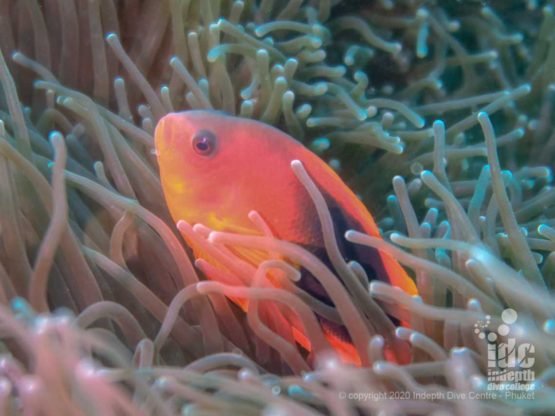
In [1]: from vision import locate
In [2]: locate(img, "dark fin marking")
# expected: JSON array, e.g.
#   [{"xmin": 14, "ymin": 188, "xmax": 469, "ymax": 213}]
[{"xmin": 296, "ymin": 189, "xmax": 401, "ymax": 326}]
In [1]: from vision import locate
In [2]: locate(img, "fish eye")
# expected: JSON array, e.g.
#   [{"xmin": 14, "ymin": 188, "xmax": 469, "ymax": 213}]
[{"xmin": 191, "ymin": 130, "xmax": 217, "ymax": 156}]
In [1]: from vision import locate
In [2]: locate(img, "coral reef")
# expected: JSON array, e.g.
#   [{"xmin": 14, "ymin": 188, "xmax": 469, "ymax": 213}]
[{"xmin": 0, "ymin": 0, "xmax": 553, "ymax": 414}]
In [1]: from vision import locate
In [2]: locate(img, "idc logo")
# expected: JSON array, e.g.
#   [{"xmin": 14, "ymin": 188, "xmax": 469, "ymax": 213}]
[{"xmin": 475, "ymin": 308, "xmax": 535, "ymax": 393}]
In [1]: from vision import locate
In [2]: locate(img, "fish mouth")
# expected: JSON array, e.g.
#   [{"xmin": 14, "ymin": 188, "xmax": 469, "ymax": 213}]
[
  {"xmin": 154, "ymin": 112, "xmax": 194, "ymax": 155},
  {"xmin": 154, "ymin": 115, "xmax": 178, "ymax": 156},
  {"xmin": 153, "ymin": 117, "xmax": 166, "ymax": 151}
]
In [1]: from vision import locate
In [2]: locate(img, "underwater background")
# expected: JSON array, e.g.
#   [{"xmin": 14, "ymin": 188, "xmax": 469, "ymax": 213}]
[{"xmin": 0, "ymin": 0, "xmax": 553, "ymax": 414}]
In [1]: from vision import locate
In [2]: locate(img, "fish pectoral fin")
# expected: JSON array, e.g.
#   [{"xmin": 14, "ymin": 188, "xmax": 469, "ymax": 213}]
[
  {"xmin": 206, "ymin": 212, "xmax": 258, "ymax": 235},
  {"xmin": 228, "ymin": 245, "xmax": 272, "ymax": 267},
  {"xmin": 228, "ymin": 246, "xmax": 294, "ymax": 282}
]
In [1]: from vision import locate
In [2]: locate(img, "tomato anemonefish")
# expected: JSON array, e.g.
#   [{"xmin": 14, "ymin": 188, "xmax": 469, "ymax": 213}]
[{"xmin": 155, "ymin": 110, "xmax": 417, "ymax": 366}]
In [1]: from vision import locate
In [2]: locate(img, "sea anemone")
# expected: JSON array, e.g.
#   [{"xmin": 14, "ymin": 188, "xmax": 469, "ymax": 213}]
[{"xmin": 0, "ymin": 0, "xmax": 553, "ymax": 414}]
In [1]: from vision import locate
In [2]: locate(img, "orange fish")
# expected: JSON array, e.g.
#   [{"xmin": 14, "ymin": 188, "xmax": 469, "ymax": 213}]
[{"xmin": 155, "ymin": 110, "xmax": 417, "ymax": 365}]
